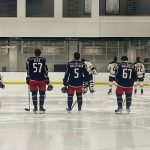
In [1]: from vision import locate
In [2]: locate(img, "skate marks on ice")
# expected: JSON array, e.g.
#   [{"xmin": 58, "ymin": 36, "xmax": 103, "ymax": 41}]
[{"xmin": 0, "ymin": 85, "xmax": 150, "ymax": 150}]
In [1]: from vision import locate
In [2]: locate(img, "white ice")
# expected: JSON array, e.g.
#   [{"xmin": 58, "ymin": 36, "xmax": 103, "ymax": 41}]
[{"xmin": 0, "ymin": 85, "xmax": 150, "ymax": 150}]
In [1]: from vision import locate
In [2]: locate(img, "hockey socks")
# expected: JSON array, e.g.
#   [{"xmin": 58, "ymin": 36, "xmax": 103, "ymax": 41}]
[
  {"xmin": 77, "ymin": 94, "xmax": 82, "ymax": 111},
  {"xmin": 116, "ymin": 94, "xmax": 123, "ymax": 109},
  {"xmin": 126, "ymin": 94, "xmax": 132, "ymax": 109},
  {"xmin": 67, "ymin": 95, "xmax": 73, "ymax": 111}
]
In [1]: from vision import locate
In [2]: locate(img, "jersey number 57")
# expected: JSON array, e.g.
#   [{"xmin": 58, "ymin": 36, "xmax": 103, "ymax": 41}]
[{"xmin": 33, "ymin": 63, "xmax": 42, "ymax": 73}]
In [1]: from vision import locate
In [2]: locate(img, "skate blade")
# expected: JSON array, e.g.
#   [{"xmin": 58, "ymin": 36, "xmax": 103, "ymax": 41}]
[
  {"xmin": 108, "ymin": 93, "xmax": 112, "ymax": 95},
  {"xmin": 115, "ymin": 111, "xmax": 122, "ymax": 114},
  {"xmin": 39, "ymin": 111, "xmax": 45, "ymax": 114},
  {"xmin": 66, "ymin": 108, "xmax": 71, "ymax": 113},
  {"xmin": 33, "ymin": 111, "xmax": 38, "ymax": 114}
]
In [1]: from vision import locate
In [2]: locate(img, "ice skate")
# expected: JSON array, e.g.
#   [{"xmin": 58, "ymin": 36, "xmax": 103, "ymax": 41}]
[
  {"xmin": 115, "ymin": 108, "xmax": 122, "ymax": 114},
  {"xmin": 78, "ymin": 106, "xmax": 82, "ymax": 112},
  {"xmin": 66, "ymin": 107, "xmax": 72, "ymax": 113},
  {"xmin": 39, "ymin": 106, "xmax": 46, "ymax": 114},
  {"xmin": 33, "ymin": 106, "xmax": 38, "ymax": 114},
  {"xmin": 126, "ymin": 108, "xmax": 130, "ymax": 113}
]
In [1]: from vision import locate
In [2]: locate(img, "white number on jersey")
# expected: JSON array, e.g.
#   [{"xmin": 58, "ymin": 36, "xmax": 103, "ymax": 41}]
[
  {"xmin": 123, "ymin": 69, "xmax": 132, "ymax": 79},
  {"xmin": 33, "ymin": 63, "xmax": 42, "ymax": 73},
  {"xmin": 74, "ymin": 68, "xmax": 79, "ymax": 78},
  {"xmin": 136, "ymin": 65, "xmax": 143, "ymax": 73}
]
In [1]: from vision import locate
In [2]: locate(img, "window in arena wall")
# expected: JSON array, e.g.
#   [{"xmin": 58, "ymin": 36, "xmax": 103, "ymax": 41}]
[
  {"xmin": 63, "ymin": 0, "xmax": 91, "ymax": 17},
  {"xmin": 105, "ymin": 0, "xmax": 120, "ymax": 15},
  {"xmin": 100, "ymin": 0, "xmax": 150, "ymax": 16},
  {"xmin": 26, "ymin": 0, "xmax": 54, "ymax": 17},
  {"xmin": 0, "ymin": 0, "xmax": 17, "ymax": 17}
]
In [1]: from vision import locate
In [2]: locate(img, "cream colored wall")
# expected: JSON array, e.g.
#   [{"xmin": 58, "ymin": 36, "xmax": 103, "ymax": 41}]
[{"xmin": 0, "ymin": 0, "xmax": 150, "ymax": 37}]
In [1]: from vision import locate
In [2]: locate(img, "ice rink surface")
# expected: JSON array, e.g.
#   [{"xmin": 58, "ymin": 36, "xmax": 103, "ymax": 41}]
[{"xmin": 0, "ymin": 85, "xmax": 150, "ymax": 150}]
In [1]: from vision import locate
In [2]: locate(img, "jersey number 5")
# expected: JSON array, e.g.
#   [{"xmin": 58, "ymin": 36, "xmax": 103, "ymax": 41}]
[
  {"xmin": 33, "ymin": 63, "xmax": 42, "ymax": 73},
  {"xmin": 74, "ymin": 68, "xmax": 79, "ymax": 78}
]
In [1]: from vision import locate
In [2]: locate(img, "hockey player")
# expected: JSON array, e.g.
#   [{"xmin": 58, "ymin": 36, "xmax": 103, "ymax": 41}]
[
  {"xmin": 63, "ymin": 52, "xmax": 89, "ymax": 112},
  {"xmin": 107, "ymin": 56, "xmax": 118, "ymax": 94},
  {"xmin": 0, "ymin": 74, "xmax": 5, "ymax": 89},
  {"xmin": 26, "ymin": 48, "xmax": 50, "ymax": 113},
  {"xmin": 81, "ymin": 58, "xmax": 97, "ymax": 93},
  {"xmin": 134, "ymin": 57, "xmax": 145, "ymax": 95},
  {"xmin": 115, "ymin": 56, "xmax": 137, "ymax": 113}
]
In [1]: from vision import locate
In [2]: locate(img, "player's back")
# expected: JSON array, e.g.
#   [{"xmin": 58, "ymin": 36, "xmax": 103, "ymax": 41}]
[
  {"xmin": 134, "ymin": 61, "xmax": 145, "ymax": 77},
  {"xmin": 26, "ymin": 56, "xmax": 48, "ymax": 80},
  {"xmin": 65, "ymin": 60, "xmax": 88, "ymax": 87},
  {"xmin": 108, "ymin": 61, "xmax": 118, "ymax": 77},
  {"xmin": 116, "ymin": 62, "xmax": 137, "ymax": 87},
  {"xmin": 84, "ymin": 60, "xmax": 93, "ymax": 73}
]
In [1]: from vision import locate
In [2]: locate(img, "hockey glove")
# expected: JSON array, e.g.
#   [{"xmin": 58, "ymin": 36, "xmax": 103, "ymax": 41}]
[
  {"xmin": 45, "ymin": 77, "xmax": 50, "ymax": 85},
  {"xmin": 47, "ymin": 84, "xmax": 53, "ymax": 91},
  {"xmin": 0, "ymin": 82, "xmax": 5, "ymax": 89},
  {"xmin": 63, "ymin": 79, "xmax": 68, "ymax": 86},
  {"xmin": 61, "ymin": 86, "xmax": 67, "ymax": 93},
  {"xmin": 91, "ymin": 67, "xmax": 98, "ymax": 75},
  {"xmin": 26, "ymin": 77, "xmax": 30, "ymax": 85}
]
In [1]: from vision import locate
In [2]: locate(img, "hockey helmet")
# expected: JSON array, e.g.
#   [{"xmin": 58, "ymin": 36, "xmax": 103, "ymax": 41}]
[
  {"xmin": 0, "ymin": 83, "xmax": 5, "ymax": 89},
  {"xmin": 74, "ymin": 52, "xmax": 80, "ymax": 60},
  {"xmin": 61, "ymin": 86, "xmax": 67, "ymax": 93},
  {"xmin": 81, "ymin": 58, "xmax": 85, "ymax": 62},
  {"xmin": 121, "ymin": 56, "xmax": 128, "ymax": 61},
  {"xmin": 136, "ymin": 57, "xmax": 140, "ymax": 62},
  {"xmin": 47, "ymin": 84, "xmax": 53, "ymax": 91},
  {"xmin": 113, "ymin": 56, "xmax": 117, "ymax": 62},
  {"xmin": 34, "ymin": 48, "xmax": 41, "ymax": 57}
]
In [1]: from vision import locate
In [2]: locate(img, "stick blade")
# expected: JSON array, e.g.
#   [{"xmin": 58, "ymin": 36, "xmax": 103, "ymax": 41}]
[{"xmin": 25, "ymin": 108, "xmax": 30, "ymax": 111}]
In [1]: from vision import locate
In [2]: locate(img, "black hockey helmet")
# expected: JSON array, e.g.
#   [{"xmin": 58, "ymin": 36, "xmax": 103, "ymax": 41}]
[
  {"xmin": 47, "ymin": 84, "xmax": 53, "ymax": 91},
  {"xmin": 113, "ymin": 56, "xmax": 117, "ymax": 62},
  {"xmin": 61, "ymin": 86, "xmax": 67, "ymax": 93},
  {"xmin": 121, "ymin": 56, "xmax": 128, "ymax": 61},
  {"xmin": 81, "ymin": 58, "xmax": 85, "ymax": 62},
  {"xmin": 74, "ymin": 52, "xmax": 80, "ymax": 60},
  {"xmin": 136, "ymin": 57, "xmax": 140, "ymax": 62},
  {"xmin": 0, "ymin": 83, "xmax": 5, "ymax": 89},
  {"xmin": 34, "ymin": 48, "xmax": 41, "ymax": 57}
]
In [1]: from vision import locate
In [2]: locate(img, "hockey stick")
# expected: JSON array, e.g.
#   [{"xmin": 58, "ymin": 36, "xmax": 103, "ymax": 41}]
[
  {"xmin": 25, "ymin": 86, "xmax": 31, "ymax": 111},
  {"xmin": 66, "ymin": 100, "xmax": 77, "ymax": 111}
]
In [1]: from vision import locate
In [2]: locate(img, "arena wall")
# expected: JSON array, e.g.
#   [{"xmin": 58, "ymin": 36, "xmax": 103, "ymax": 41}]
[
  {"xmin": 0, "ymin": 0, "xmax": 150, "ymax": 37},
  {"xmin": 0, "ymin": 72, "xmax": 150, "ymax": 86}
]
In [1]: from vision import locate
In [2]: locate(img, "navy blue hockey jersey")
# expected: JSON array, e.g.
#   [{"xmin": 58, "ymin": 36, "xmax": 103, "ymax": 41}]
[
  {"xmin": 63, "ymin": 60, "xmax": 89, "ymax": 87},
  {"xmin": 26, "ymin": 57, "xmax": 48, "ymax": 80},
  {"xmin": 115, "ymin": 62, "xmax": 137, "ymax": 88}
]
